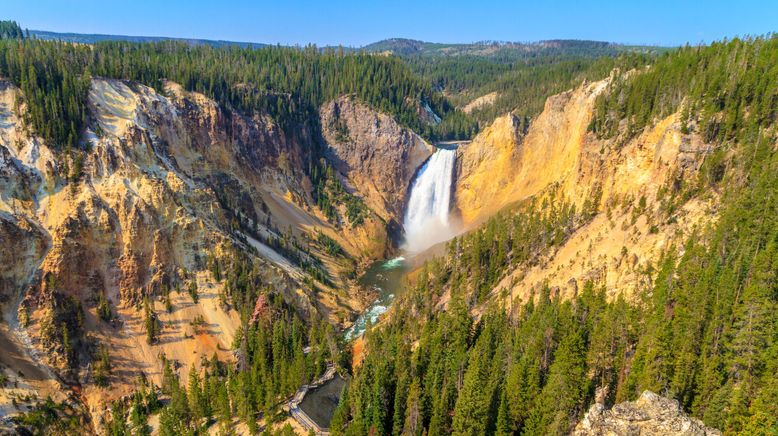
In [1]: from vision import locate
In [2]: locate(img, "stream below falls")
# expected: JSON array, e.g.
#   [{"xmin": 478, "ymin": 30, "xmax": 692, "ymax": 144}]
[{"xmin": 343, "ymin": 256, "xmax": 407, "ymax": 340}]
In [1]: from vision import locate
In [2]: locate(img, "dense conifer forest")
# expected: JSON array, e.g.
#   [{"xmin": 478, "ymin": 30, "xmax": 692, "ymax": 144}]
[
  {"xmin": 398, "ymin": 42, "xmax": 659, "ymax": 126},
  {"xmin": 590, "ymin": 36, "xmax": 778, "ymax": 144},
  {"xmin": 0, "ymin": 30, "xmax": 663, "ymax": 153}
]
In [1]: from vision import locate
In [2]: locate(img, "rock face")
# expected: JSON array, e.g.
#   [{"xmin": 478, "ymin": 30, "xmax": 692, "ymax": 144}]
[
  {"xmin": 455, "ymin": 112, "xmax": 526, "ymax": 225},
  {"xmin": 454, "ymin": 79, "xmax": 717, "ymax": 303},
  {"xmin": 461, "ymin": 91, "xmax": 498, "ymax": 114},
  {"xmin": 0, "ymin": 214, "xmax": 47, "ymax": 305},
  {"xmin": 574, "ymin": 391, "xmax": 721, "ymax": 435},
  {"xmin": 0, "ymin": 78, "xmax": 305, "ymax": 395},
  {"xmin": 320, "ymin": 96, "xmax": 434, "ymax": 224},
  {"xmin": 455, "ymin": 81, "xmax": 606, "ymax": 226}
]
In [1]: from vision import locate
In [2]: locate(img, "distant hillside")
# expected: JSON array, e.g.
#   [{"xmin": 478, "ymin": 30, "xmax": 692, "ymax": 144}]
[
  {"xmin": 362, "ymin": 37, "xmax": 668, "ymax": 60},
  {"xmin": 27, "ymin": 30, "xmax": 666, "ymax": 57},
  {"xmin": 367, "ymin": 38, "xmax": 665, "ymax": 129},
  {"xmin": 29, "ymin": 29, "xmax": 266, "ymax": 48}
]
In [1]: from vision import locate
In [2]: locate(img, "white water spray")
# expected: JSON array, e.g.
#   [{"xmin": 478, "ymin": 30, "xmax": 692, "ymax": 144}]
[{"xmin": 403, "ymin": 148, "xmax": 457, "ymax": 253}]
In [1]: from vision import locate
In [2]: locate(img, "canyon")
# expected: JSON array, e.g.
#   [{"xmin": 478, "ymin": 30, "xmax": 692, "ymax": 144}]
[
  {"xmin": 0, "ymin": 39, "xmax": 756, "ymax": 434},
  {"xmin": 0, "ymin": 76, "xmax": 440, "ymax": 429},
  {"xmin": 1, "ymin": 72, "xmax": 716, "ymax": 431}
]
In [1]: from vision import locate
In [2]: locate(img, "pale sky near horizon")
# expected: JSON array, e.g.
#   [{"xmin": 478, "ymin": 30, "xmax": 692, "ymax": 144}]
[{"xmin": 5, "ymin": 0, "xmax": 778, "ymax": 47}]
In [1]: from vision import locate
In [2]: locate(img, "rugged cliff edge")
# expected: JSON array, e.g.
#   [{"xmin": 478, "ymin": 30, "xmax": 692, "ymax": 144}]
[{"xmin": 574, "ymin": 391, "xmax": 721, "ymax": 435}]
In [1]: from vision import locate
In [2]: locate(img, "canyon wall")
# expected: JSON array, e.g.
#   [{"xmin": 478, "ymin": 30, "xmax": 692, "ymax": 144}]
[
  {"xmin": 0, "ymin": 78, "xmax": 426, "ymax": 424},
  {"xmin": 455, "ymin": 79, "xmax": 716, "ymax": 303},
  {"xmin": 320, "ymin": 96, "xmax": 434, "ymax": 224}
]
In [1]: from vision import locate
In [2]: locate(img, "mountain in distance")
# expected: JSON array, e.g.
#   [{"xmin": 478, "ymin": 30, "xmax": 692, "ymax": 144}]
[
  {"xmin": 29, "ymin": 29, "xmax": 268, "ymax": 48},
  {"xmin": 361, "ymin": 37, "xmax": 669, "ymax": 58},
  {"xmin": 29, "ymin": 27, "xmax": 666, "ymax": 57}
]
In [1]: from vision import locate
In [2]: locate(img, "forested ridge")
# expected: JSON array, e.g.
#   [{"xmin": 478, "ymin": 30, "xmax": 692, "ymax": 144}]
[
  {"xmin": 590, "ymin": 36, "xmax": 778, "ymax": 145},
  {"xmin": 334, "ymin": 36, "xmax": 778, "ymax": 436},
  {"xmin": 399, "ymin": 42, "xmax": 661, "ymax": 126},
  {"xmin": 0, "ymin": 28, "xmax": 666, "ymax": 152},
  {"xmin": 363, "ymin": 38, "xmax": 658, "ymax": 62},
  {"xmin": 0, "ymin": 36, "xmax": 465, "ymax": 153}
]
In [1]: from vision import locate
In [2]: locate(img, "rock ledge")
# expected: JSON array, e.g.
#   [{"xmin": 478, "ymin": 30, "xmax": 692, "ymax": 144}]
[{"xmin": 574, "ymin": 391, "xmax": 721, "ymax": 435}]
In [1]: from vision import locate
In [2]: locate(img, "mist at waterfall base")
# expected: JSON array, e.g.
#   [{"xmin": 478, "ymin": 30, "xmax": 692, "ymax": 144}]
[{"xmin": 402, "ymin": 148, "xmax": 459, "ymax": 253}]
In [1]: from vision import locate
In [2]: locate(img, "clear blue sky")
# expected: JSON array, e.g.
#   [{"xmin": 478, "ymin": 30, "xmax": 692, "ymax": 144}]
[{"xmin": 5, "ymin": 0, "xmax": 778, "ymax": 47}]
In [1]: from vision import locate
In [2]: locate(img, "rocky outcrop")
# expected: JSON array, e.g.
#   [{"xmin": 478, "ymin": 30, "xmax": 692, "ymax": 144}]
[
  {"xmin": 320, "ymin": 96, "xmax": 434, "ymax": 224},
  {"xmin": 461, "ymin": 91, "xmax": 498, "ymax": 114},
  {"xmin": 574, "ymin": 391, "xmax": 720, "ymax": 435}
]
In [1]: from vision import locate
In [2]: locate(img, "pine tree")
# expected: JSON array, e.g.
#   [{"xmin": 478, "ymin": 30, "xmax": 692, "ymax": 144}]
[
  {"xmin": 161, "ymin": 356, "xmax": 177, "ymax": 396},
  {"xmin": 188, "ymin": 280, "xmax": 199, "ymax": 304},
  {"xmin": 143, "ymin": 297, "xmax": 157, "ymax": 344},
  {"xmin": 106, "ymin": 401, "xmax": 129, "ymax": 436},
  {"xmin": 93, "ymin": 345, "xmax": 112, "ymax": 387},
  {"xmin": 495, "ymin": 387, "xmax": 512, "ymax": 436},
  {"xmin": 61, "ymin": 323, "xmax": 72, "ymax": 364},
  {"xmin": 98, "ymin": 291, "xmax": 112, "ymax": 322},
  {"xmin": 330, "ymin": 385, "xmax": 350, "ymax": 435},
  {"xmin": 451, "ymin": 337, "xmax": 492, "ymax": 435},
  {"xmin": 187, "ymin": 365, "xmax": 204, "ymax": 423},
  {"xmin": 525, "ymin": 325, "xmax": 589, "ymax": 435},
  {"xmin": 402, "ymin": 378, "xmax": 422, "ymax": 436}
]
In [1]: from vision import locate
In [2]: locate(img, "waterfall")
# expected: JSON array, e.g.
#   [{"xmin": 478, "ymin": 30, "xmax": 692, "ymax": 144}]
[{"xmin": 403, "ymin": 147, "xmax": 457, "ymax": 253}]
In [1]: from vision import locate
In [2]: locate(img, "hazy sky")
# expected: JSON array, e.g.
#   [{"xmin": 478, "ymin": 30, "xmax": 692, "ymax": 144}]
[{"xmin": 5, "ymin": 0, "xmax": 778, "ymax": 47}]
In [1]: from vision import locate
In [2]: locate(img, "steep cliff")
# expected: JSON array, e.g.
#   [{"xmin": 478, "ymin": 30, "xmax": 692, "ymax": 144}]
[
  {"xmin": 320, "ymin": 96, "xmax": 434, "ymax": 224},
  {"xmin": 454, "ymin": 79, "xmax": 716, "ymax": 303},
  {"xmin": 456, "ymin": 80, "xmax": 607, "ymax": 226}
]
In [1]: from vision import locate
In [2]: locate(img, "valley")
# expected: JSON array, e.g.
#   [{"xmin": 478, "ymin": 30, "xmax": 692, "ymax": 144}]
[{"xmin": 0, "ymin": 15, "xmax": 776, "ymax": 436}]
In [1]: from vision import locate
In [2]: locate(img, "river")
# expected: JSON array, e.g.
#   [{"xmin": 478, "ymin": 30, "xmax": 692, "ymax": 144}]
[{"xmin": 343, "ymin": 256, "xmax": 408, "ymax": 340}]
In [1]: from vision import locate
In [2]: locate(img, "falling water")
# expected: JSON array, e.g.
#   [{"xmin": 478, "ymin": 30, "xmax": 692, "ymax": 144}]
[{"xmin": 403, "ymin": 147, "xmax": 457, "ymax": 253}]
